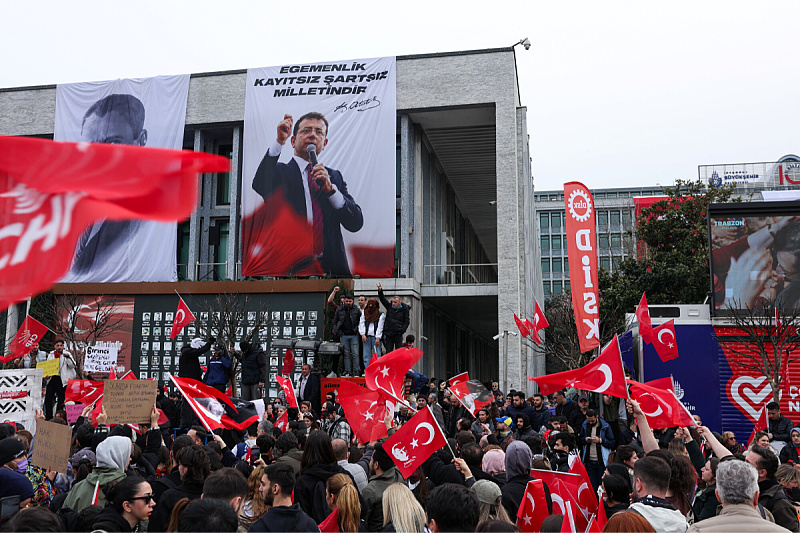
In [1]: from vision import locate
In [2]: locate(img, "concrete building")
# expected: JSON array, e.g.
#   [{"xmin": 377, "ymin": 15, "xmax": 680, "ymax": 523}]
[{"xmin": 0, "ymin": 47, "xmax": 542, "ymax": 392}]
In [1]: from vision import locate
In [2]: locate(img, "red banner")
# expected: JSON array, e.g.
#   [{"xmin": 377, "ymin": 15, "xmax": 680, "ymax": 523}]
[
  {"xmin": 171, "ymin": 298, "xmax": 195, "ymax": 340},
  {"xmin": 3, "ymin": 316, "xmax": 49, "ymax": 363},
  {"xmin": 564, "ymin": 182, "xmax": 600, "ymax": 353}
]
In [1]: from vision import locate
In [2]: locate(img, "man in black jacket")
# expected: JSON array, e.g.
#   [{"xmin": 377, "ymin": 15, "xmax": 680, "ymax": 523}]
[
  {"xmin": 249, "ymin": 463, "xmax": 319, "ymax": 532},
  {"xmin": 179, "ymin": 337, "xmax": 213, "ymax": 427},
  {"xmin": 746, "ymin": 444, "xmax": 800, "ymax": 532},
  {"xmin": 240, "ymin": 341, "xmax": 267, "ymax": 401},
  {"xmin": 767, "ymin": 401, "xmax": 794, "ymax": 447},
  {"xmin": 332, "ymin": 294, "xmax": 361, "ymax": 376},
  {"xmin": 296, "ymin": 363, "xmax": 322, "ymax": 416},
  {"xmin": 376, "ymin": 283, "xmax": 410, "ymax": 352}
]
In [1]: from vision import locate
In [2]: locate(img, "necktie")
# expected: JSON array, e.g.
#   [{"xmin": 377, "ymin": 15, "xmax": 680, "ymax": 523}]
[{"xmin": 306, "ymin": 164, "xmax": 324, "ymax": 257}]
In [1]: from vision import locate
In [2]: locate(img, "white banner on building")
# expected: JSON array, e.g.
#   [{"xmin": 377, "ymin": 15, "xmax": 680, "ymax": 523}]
[
  {"xmin": 0, "ymin": 369, "xmax": 43, "ymax": 435},
  {"xmin": 54, "ymin": 75, "xmax": 191, "ymax": 282},
  {"xmin": 84, "ymin": 345, "xmax": 119, "ymax": 373},
  {"xmin": 700, "ymin": 161, "xmax": 800, "ymax": 189},
  {"xmin": 241, "ymin": 57, "xmax": 397, "ymax": 278}
]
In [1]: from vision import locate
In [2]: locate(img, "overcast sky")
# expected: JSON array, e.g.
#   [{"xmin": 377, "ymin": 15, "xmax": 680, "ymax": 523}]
[{"xmin": 3, "ymin": 1, "xmax": 798, "ymax": 191}]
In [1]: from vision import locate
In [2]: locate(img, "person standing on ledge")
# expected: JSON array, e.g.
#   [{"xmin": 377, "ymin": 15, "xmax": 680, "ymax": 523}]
[{"xmin": 377, "ymin": 283, "xmax": 410, "ymax": 352}]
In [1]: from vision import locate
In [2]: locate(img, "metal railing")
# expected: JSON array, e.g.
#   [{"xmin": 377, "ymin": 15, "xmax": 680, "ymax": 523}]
[
  {"xmin": 193, "ymin": 262, "xmax": 243, "ymax": 281},
  {"xmin": 422, "ymin": 263, "xmax": 498, "ymax": 285}
]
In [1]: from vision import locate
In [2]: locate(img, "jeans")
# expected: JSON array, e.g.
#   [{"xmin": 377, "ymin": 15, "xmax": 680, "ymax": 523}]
[
  {"xmin": 340, "ymin": 335, "xmax": 359, "ymax": 375},
  {"xmin": 383, "ymin": 332, "xmax": 404, "ymax": 352},
  {"xmin": 45, "ymin": 376, "xmax": 64, "ymax": 420},
  {"xmin": 584, "ymin": 458, "xmax": 605, "ymax": 492},
  {"xmin": 363, "ymin": 336, "xmax": 379, "ymax": 368}
]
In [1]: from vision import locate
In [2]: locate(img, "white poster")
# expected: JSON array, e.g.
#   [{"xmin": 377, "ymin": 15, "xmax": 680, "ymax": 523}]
[
  {"xmin": 54, "ymin": 75, "xmax": 191, "ymax": 282},
  {"xmin": 242, "ymin": 57, "xmax": 396, "ymax": 278},
  {"xmin": 0, "ymin": 369, "xmax": 44, "ymax": 435},
  {"xmin": 84, "ymin": 345, "xmax": 119, "ymax": 373}
]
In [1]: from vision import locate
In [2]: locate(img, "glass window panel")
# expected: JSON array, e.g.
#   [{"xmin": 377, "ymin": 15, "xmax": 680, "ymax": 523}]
[
  {"xmin": 599, "ymin": 234, "xmax": 609, "ymax": 249},
  {"xmin": 622, "ymin": 210, "xmax": 632, "ymax": 225},
  {"xmin": 612, "ymin": 256, "xmax": 622, "ymax": 270},
  {"xmin": 597, "ymin": 210, "xmax": 608, "ymax": 226},
  {"xmin": 553, "ymin": 281, "xmax": 563, "ymax": 295},
  {"xmin": 611, "ymin": 234, "xmax": 622, "ymax": 248},
  {"xmin": 564, "ymin": 280, "xmax": 570, "ymax": 291},
  {"xmin": 540, "ymin": 212, "xmax": 549, "ymax": 228},
  {"xmin": 552, "ymin": 258, "xmax": 562, "ymax": 273},
  {"xmin": 541, "ymin": 236, "xmax": 550, "ymax": 250},
  {"xmin": 543, "ymin": 282, "xmax": 551, "ymax": 296},
  {"xmin": 600, "ymin": 257, "xmax": 611, "ymax": 270},
  {"xmin": 552, "ymin": 235, "xmax": 562, "ymax": 250},
  {"xmin": 610, "ymin": 211, "xmax": 621, "ymax": 225},
  {"xmin": 541, "ymin": 258, "xmax": 550, "ymax": 273},
  {"xmin": 551, "ymin": 213, "xmax": 561, "ymax": 227}
]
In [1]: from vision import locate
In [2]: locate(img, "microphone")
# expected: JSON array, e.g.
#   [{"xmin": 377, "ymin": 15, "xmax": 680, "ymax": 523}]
[{"xmin": 306, "ymin": 145, "xmax": 323, "ymax": 186}]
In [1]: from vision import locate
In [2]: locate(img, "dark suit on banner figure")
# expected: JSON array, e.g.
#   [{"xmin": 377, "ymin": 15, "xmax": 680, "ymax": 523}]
[
  {"xmin": 67, "ymin": 94, "xmax": 148, "ymax": 279},
  {"xmin": 252, "ymin": 112, "xmax": 363, "ymax": 277}
]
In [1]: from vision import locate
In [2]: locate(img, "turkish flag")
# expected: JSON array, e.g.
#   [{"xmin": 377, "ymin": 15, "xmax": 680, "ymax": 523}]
[
  {"xmin": 171, "ymin": 298, "xmax": 195, "ymax": 340},
  {"xmin": 517, "ymin": 480, "xmax": 551, "ymax": 532},
  {"xmin": 514, "ymin": 314, "xmax": 531, "ymax": 338},
  {"xmin": 747, "ymin": 405, "xmax": 769, "ymax": 447},
  {"xmin": 65, "ymin": 379, "xmax": 104, "ymax": 406},
  {"xmin": 597, "ymin": 495, "xmax": 608, "ymax": 528},
  {"xmin": 276, "ymin": 375, "xmax": 298, "ymax": 408},
  {"xmin": 2, "ymin": 316, "xmax": 49, "ymax": 363},
  {"xmin": 170, "ymin": 376, "xmax": 258, "ymax": 432},
  {"xmin": 365, "ymin": 347, "xmax": 423, "ymax": 403},
  {"xmin": 275, "ymin": 410, "xmax": 289, "ymax": 433},
  {"xmin": 383, "ymin": 406, "xmax": 447, "ymax": 478},
  {"xmin": 652, "ymin": 320, "xmax": 679, "ymax": 362},
  {"xmin": 281, "ymin": 349, "xmax": 296, "ymax": 376},
  {"xmin": 532, "ymin": 469, "xmax": 586, "ymax": 531},
  {"xmin": 529, "ymin": 335, "xmax": 628, "ymax": 399},
  {"xmin": 109, "ymin": 366, "xmax": 117, "ymax": 380},
  {"xmin": 0, "ymin": 136, "xmax": 229, "ymax": 310},
  {"xmin": 586, "ymin": 516, "xmax": 602, "ymax": 533},
  {"xmin": 636, "ymin": 293, "xmax": 653, "ymax": 344},
  {"xmin": 448, "ymin": 372, "xmax": 469, "ymax": 387},
  {"xmin": 532, "ymin": 301, "xmax": 549, "ymax": 344},
  {"xmin": 568, "ymin": 455, "xmax": 599, "ymax": 520},
  {"xmin": 449, "ymin": 380, "xmax": 493, "ymax": 417},
  {"xmin": 628, "ymin": 378, "xmax": 695, "ymax": 429},
  {"xmin": 338, "ymin": 379, "xmax": 388, "ymax": 444}
]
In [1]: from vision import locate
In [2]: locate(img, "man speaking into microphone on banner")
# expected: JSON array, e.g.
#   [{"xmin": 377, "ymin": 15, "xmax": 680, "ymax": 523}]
[{"xmin": 252, "ymin": 112, "xmax": 363, "ymax": 277}]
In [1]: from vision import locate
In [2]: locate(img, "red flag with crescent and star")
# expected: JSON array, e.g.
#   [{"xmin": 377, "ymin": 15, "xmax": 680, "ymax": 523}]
[
  {"xmin": 531, "ymin": 469, "xmax": 587, "ymax": 531},
  {"xmin": 628, "ymin": 378, "xmax": 695, "ymax": 429},
  {"xmin": 514, "ymin": 314, "xmax": 531, "ymax": 338},
  {"xmin": 281, "ymin": 348, "xmax": 296, "ymax": 376},
  {"xmin": 448, "ymin": 372, "xmax": 469, "ymax": 387},
  {"xmin": 2, "ymin": 316, "xmax": 49, "ymax": 363},
  {"xmin": 517, "ymin": 479, "xmax": 550, "ymax": 532},
  {"xmin": 652, "ymin": 319, "xmax": 679, "ymax": 362},
  {"xmin": 365, "ymin": 347, "xmax": 423, "ymax": 404},
  {"xmin": 337, "ymin": 379, "xmax": 388, "ymax": 444},
  {"xmin": 276, "ymin": 375, "xmax": 299, "ymax": 408},
  {"xmin": 529, "ymin": 334, "xmax": 628, "ymax": 399},
  {"xmin": 275, "ymin": 409, "xmax": 289, "ymax": 433},
  {"xmin": 383, "ymin": 405, "xmax": 446, "ymax": 478},
  {"xmin": 171, "ymin": 297, "xmax": 195, "ymax": 340},
  {"xmin": 567, "ymin": 455, "xmax": 599, "ymax": 520},
  {"xmin": 531, "ymin": 300, "xmax": 549, "ymax": 345},
  {"xmin": 636, "ymin": 293, "xmax": 653, "ymax": 344}
]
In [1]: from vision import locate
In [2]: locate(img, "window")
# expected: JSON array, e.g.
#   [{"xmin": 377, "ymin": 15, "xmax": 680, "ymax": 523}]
[
  {"xmin": 541, "ymin": 236, "xmax": 550, "ymax": 250},
  {"xmin": 564, "ymin": 280, "xmax": 570, "ymax": 291},
  {"xmin": 551, "ymin": 212, "xmax": 561, "ymax": 228},
  {"xmin": 564, "ymin": 260, "xmax": 569, "ymax": 275},
  {"xmin": 212, "ymin": 221, "xmax": 229, "ymax": 280},
  {"xmin": 552, "ymin": 235, "xmax": 562, "ymax": 250},
  {"xmin": 543, "ymin": 282, "xmax": 551, "ymax": 296},
  {"xmin": 611, "ymin": 233, "xmax": 622, "ymax": 249},
  {"xmin": 215, "ymin": 145, "xmax": 233, "ymax": 206},
  {"xmin": 540, "ymin": 212, "xmax": 549, "ymax": 228},
  {"xmin": 553, "ymin": 281, "xmax": 563, "ymax": 295},
  {"xmin": 599, "ymin": 234, "xmax": 610, "ymax": 249},
  {"xmin": 597, "ymin": 210, "xmax": 608, "ymax": 226},
  {"xmin": 622, "ymin": 210, "xmax": 632, "ymax": 225},
  {"xmin": 595, "ymin": 192, "xmax": 606, "ymax": 199},
  {"xmin": 618, "ymin": 192, "xmax": 629, "ymax": 198},
  {"xmin": 610, "ymin": 211, "xmax": 621, "ymax": 226},
  {"xmin": 177, "ymin": 221, "xmax": 190, "ymax": 281},
  {"xmin": 607, "ymin": 192, "xmax": 617, "ymax": 199},
  {"xmin": 623, "ymin": 233, "xmax": 633, "ymax": 249},
  {"xmin": 599, "ymin": 257, "xmax": 611, "ymax": 271},
  {"xmin": 552, "ymin": 258, "xmax": 562, "ymax": 273},
  {"xmin": 549, "ymin": 194, "xmax": 559, "ymax": 201},
  {"xmin": 541, "ymin": 258, "xmax": 550, "ymax": 273},
  {"xmin": 612, "ymin": 256, "xmax": 623, "ymax": 270}
]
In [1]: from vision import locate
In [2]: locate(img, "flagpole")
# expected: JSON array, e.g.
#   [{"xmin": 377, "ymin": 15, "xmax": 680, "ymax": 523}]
[
  {"xmin": 427, "ymin": 405, "xmax": 456, "ymax": 458},
  {"xmin": 169, "ymin": 375, "xmax": 216, "ymax": 433}
]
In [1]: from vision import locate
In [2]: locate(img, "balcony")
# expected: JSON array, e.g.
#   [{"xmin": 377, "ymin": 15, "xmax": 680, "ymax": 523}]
[{"xmin": 422, "ymin": 263, "xmax": 498, "ymax": 285}]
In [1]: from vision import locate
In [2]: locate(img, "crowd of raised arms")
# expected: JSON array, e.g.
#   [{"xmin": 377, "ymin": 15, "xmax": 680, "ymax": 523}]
[{"xmin": 1, "ymin": 373, "xmax": 800, "ymax": 533}]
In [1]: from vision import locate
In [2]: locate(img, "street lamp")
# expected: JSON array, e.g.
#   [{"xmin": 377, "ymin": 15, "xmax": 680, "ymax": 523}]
[{"xmin": 493, "ymin": 330, "xmax": 518, "ymax": 391}]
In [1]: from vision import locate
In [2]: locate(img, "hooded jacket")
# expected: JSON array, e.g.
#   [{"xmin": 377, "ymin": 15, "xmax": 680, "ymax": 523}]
[
  {"xmin": 629, "ymin": 497, "xmax": 688, "ymax": 533},
  {"xmin": 377, "ymin": 288, "xmax": 409, "ymax": 336},
  {"xmin": 248, "ymin": 503, "xmax": 320, "ymax": 532},
  {"xmin": 179, "ymin": 339, "xmax": 212, "ymax": 380},
  {"xmin": 294, "ymin": 462, "xmax": 353, "ymax": 523},
  {"xmin": 63, "ymin": 436, "xmax": 130, "ymax": 512},
  {"xmin": 92, "ymin": 506, "xmax": 137, "ymax": 532},
  {"xmin": 362, "ymin": 467, "xmax": 405, "ymax": 532},
  {"xmin": 501, "ymin": 441, "xmax": 553, "ymax": 518},
  {"xmin": 240, "ymin": 342, "xmax": 268, "ymax": 385}
]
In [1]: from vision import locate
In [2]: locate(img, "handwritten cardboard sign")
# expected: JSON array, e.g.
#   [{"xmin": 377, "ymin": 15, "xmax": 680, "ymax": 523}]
[
  {"xmin": 65, "ymin": 403, "xmax": 85, "ymax": 424},
  {"xmin": 32, "ymin": 420, "xmax": 72, "ymax": 473},
  {"xmin": 104, "ymin": 379, "xmax": 157, "ymax": 424},
  {"xmin": 84, "ymin": 345, "xmax": 118, "ymax": 373},
  {"xmin": 36, "ymin": 359, "xmax": 59, "ymax": 378}
]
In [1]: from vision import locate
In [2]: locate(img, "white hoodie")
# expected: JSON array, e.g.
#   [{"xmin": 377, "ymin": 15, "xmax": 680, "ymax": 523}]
[{"xmin": 629, "ymin": 501, "xmax": 688, "ymax": 533}]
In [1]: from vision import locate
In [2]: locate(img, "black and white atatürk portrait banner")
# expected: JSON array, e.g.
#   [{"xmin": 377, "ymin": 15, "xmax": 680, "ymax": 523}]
[
  {"xmin": 54, "ymin": 75, "xmax": 190, "ymax": 282},
  {"xmin": 241, "ymin": 57, "xmax": 396, "ymax": 278}
]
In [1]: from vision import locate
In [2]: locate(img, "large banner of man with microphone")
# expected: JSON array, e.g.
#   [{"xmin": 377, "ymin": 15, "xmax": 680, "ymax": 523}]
[{"xmin": 241, "ymin": 57, "xmax": 397, "ymax": 278}]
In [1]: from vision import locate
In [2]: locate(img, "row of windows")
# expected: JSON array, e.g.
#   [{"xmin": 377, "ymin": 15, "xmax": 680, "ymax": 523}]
[
  {"xmin": 543, "ymin": 280, "xmax": 570, "ymax": 296},
  {"xmin": 541, "ymin": 233, "xmax": 632, "ymax": 250},
  {"xmin": 534, "ymin": 190, "xmax": 664, "ymax": 202},
  {"xmin": 542, "ymin": 255, "xmax": 625, "ymax": 274},
  {"xmin": 539, "ymin": 210, "xmax": 632, "ymax": 228}
]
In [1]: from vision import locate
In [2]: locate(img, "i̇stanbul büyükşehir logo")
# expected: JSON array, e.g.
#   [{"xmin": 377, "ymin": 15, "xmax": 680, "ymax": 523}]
[{"xmin": 568, "ymin": 189, "xmax": 593, "ymax": 222}]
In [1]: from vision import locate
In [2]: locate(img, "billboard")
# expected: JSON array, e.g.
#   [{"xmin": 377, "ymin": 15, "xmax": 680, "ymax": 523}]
[
  {"xmin": 54, "ymin": 75, "xmax": 190, "ymax": 282},
  {"xmin": 241, "ymin": 57, "xmax": 397, "ymax": 278},
  {"xmin": 700, "ymin": 161, "xmax": 800, "ymax": 189},
  {"xmin": 708, "ymin": 201, "xmax": 800, "ymax": 312}
]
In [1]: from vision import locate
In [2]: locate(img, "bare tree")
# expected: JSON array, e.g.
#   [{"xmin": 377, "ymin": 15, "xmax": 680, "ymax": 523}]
[
  {"xmin": 195, "ymin": 293, "xmax": 272, "ymax": 397},
  {"xmin": 721, "ymin": 302, "xmax": 800, "ymax": 403},
  {"xmin": 34, "ymin": 293, "xmax": 126, "ymax": 375}
]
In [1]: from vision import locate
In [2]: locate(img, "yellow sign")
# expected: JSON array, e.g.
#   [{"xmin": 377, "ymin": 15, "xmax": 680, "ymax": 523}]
[{"xmin": 36, "ymin": 359, "xmax": 59, "ymax": 378}]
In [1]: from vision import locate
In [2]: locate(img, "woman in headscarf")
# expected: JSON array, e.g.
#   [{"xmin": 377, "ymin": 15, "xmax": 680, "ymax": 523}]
[
  {"xmin": 482, "ymin": 447, "xmax": 507, "ymax": 485},
  {"xmin": 780, "ymin": 427, "xmax": 800, "ymax": 466},
  {"xmin": 358, "ymin": 298, "xmax": 385, "ymax": 369},
  {"xmin": 64, "ymin": 435, "xmax": 131, "ymax": 512}
]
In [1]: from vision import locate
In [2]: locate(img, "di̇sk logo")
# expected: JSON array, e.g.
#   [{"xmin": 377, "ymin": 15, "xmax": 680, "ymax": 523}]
[
  {"xmin": 728, "ymin": 375, "xmax": 776, "ymax": 422},
  {"xmin": 568, "ymin": 189, "xmax": 593, "ymax": 222}
]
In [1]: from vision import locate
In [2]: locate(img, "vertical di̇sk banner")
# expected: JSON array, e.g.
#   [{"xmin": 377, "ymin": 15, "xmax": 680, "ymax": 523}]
[
  {"xmin": 54, "ymin": 75, "xmax": 191, "ymax": 282},
  {"xmin": 242, "ymin": 57, "xmax": 397, "ymax": 278},
  {"xmin": 564, "ymin": 182, "xmax": 601, "ymax": 353}
]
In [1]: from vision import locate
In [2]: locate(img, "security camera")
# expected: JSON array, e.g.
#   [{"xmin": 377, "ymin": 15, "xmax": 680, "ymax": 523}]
[{"xmin": 522, "ymin": 38, "xmax": 531, "ymax": 50}]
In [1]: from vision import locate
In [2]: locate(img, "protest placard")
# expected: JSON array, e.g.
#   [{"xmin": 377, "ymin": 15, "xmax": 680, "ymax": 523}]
[
  {"xmin": 65, "ymin": 403, "xmax": 85, "ymax": 424},
  {"xmin": 32, "ymin": 420, "xmax": 72, "ymax": 473},
  {"xmin": 104, "ymin": 379, "xmax": 157, "ymax": 424},
  {"xmin": 84, "ymin": 345, "xmax": 119, "ymax": 373},
  {"xmin": 36, "ymin": 359, "xmax": 59, "ymax": 378}
]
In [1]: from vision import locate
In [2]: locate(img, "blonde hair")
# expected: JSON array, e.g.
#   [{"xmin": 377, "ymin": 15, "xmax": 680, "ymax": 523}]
[
  {"xmin": 777, "ymin": 464, "xmax": 800, "ymax": 485},
  {"xmin": 327, "ymin": 473, "xmax": 360, "ymax": 533},
  {"xmin": 382, "ymin": 483, "xmax": 426, "ymax": 533},
  {"xmin": 477, "ymin": 495, "xmax": 513, "ymax": 525}
]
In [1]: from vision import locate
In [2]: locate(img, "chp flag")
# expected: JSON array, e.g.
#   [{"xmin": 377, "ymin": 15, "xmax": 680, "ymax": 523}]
[
  {"xmin": 564, "ymin": 182, "xmax": 600, "ymax": 353},
  {"xmin": 529, "ymin": 334, "xmax": 628, "ymax": 399},
  {"xmin": 171, "ymin": 297, "xmax": 195, "ymax": 340},
  {"xmin": 1, "ymin": 316, "xmax": 49, "ymax": 363},
  {"xmin": 170, "ymin": 375, "xmax": 258, "ymax": 432},
  {"xmin": 384, "ymin": 405, "xmax": 447, "ymax": 478}
]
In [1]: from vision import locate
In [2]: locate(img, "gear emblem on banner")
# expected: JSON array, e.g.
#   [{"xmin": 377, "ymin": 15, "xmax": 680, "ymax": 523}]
[{"xmin": 568, "ymin": 189, "xmax": 592, "ymax": 222}]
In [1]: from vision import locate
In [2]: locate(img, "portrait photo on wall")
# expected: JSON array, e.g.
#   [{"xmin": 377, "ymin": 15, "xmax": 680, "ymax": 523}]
[{"xmin": 241, "ymin": 57, "xmax": 397, "ymax": 278}]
